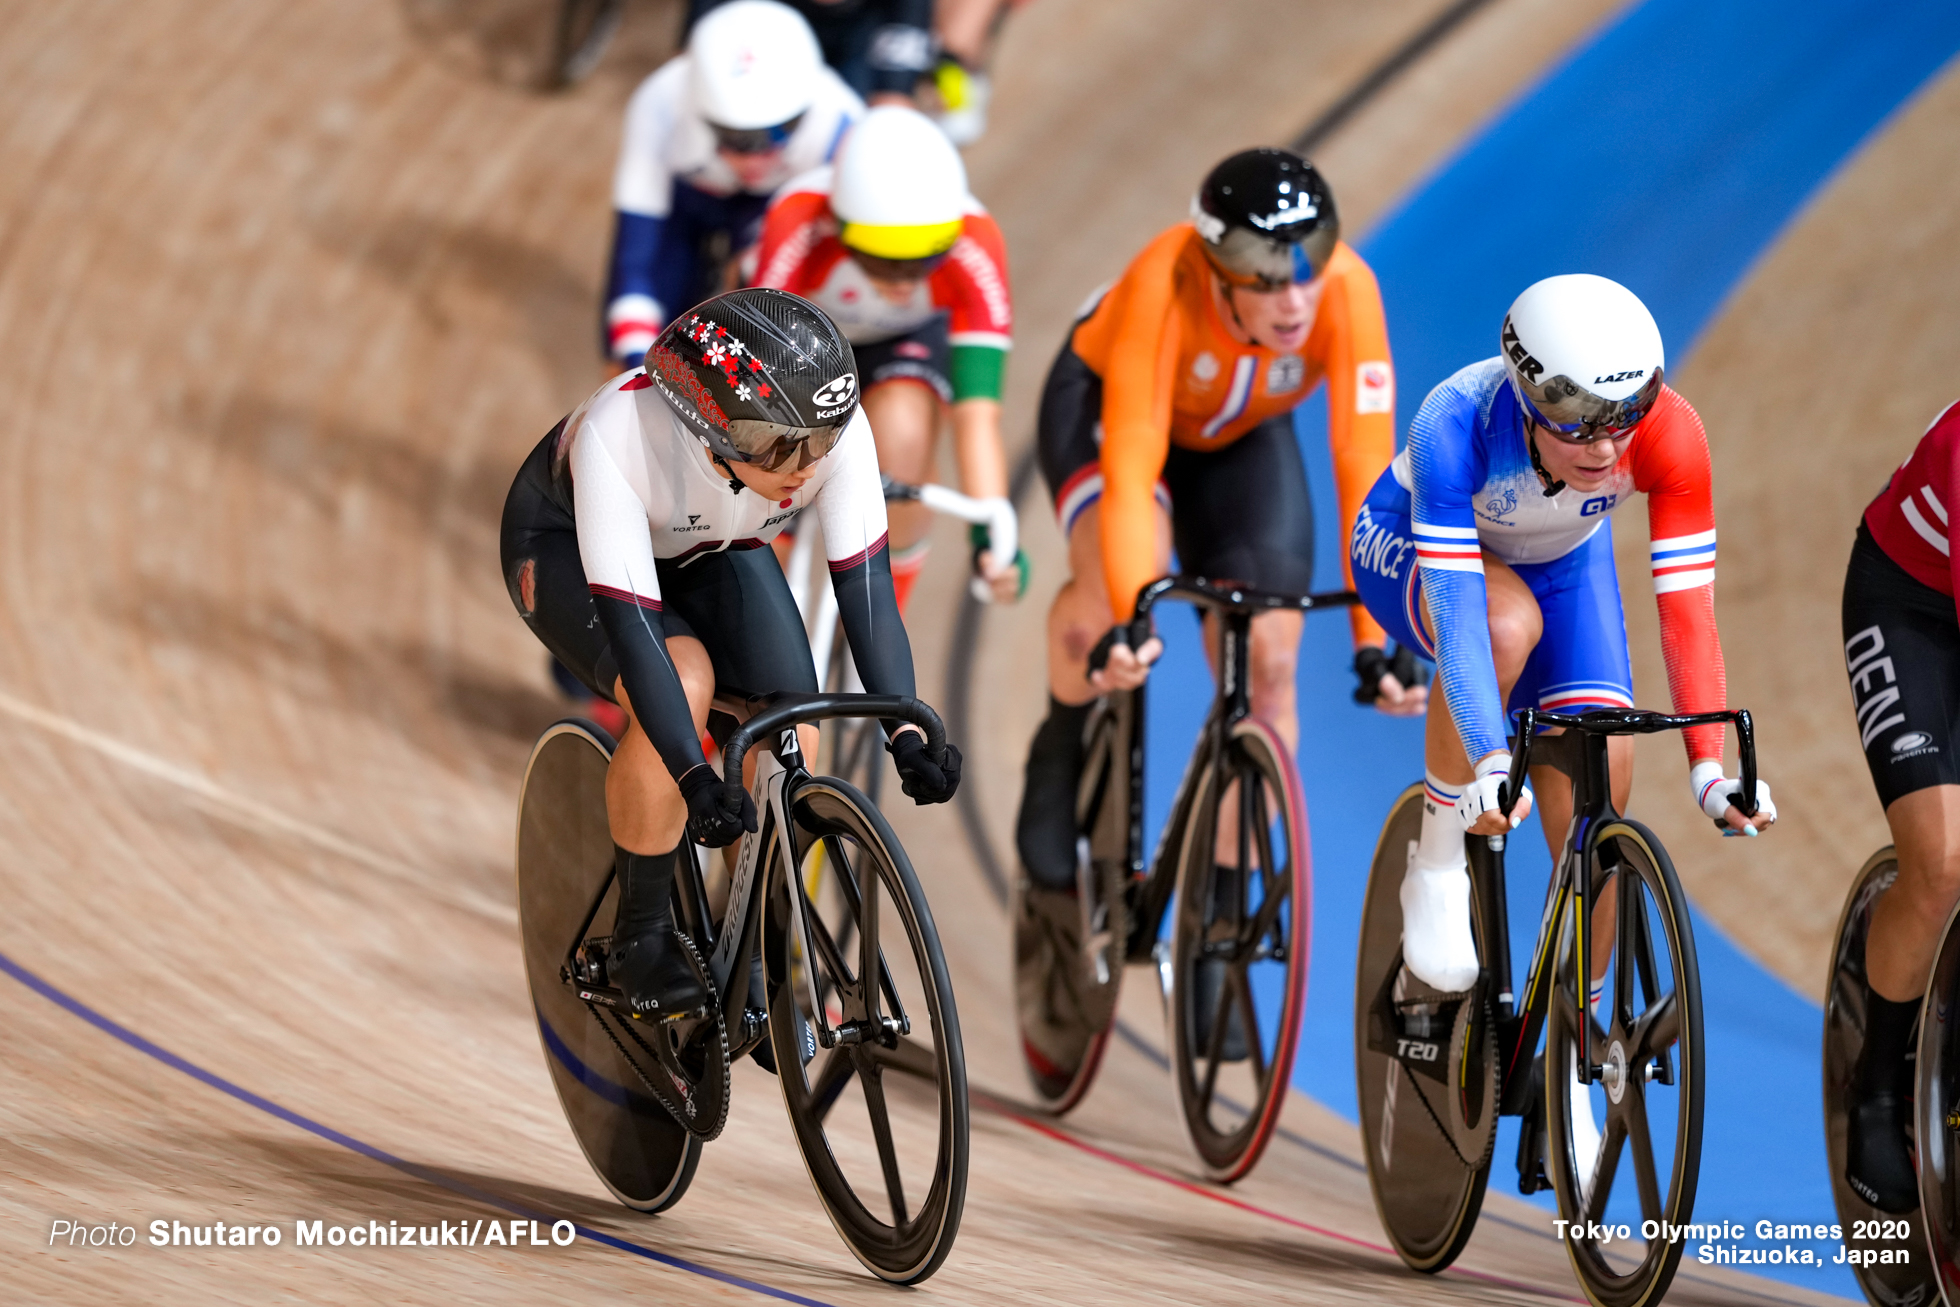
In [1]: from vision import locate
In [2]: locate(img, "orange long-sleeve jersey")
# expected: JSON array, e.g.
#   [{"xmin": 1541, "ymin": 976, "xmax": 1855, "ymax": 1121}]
[{"xmin": 1071, "ymin": 223, "xmax": 1396, "ymax": 644}]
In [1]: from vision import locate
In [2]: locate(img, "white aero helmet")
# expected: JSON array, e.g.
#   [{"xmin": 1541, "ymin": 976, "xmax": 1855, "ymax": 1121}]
[
  {"xmin": 689, "ymin": 0, "xmax": 823, "ymax": 131},
  {"xmin": 832, "ymin": 106, "xmax": 969, "ymax": 263},
  {"xmin": 1500, "ymin": 274, "xmax": 1665, "ymax": 437}
]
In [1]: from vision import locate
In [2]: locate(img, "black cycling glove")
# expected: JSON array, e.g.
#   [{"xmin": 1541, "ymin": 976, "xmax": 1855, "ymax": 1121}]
[
  {"xmin": 1353, "ymin": 645, "xmax": 1429, "ymax": 704},
  {"xmin": 678, "ymin": 764, "xmax": 757, "ymax": 848},
  {"xmin": 888, "ymin": 731, "xmax": 962, "ymax": 805}
]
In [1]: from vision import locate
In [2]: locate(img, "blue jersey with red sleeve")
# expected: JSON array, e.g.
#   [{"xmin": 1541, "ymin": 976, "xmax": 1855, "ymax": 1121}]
[{"xmin": 1393, "ymin": 359, "xmax": 1728, "ymax": 764}]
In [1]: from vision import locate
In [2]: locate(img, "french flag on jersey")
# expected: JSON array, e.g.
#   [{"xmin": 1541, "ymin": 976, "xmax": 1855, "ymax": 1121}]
[
  {"xmin": 1412, "ymin": 520, "xmax": 1483, "ymax": 573},
  {"xmin": 1650, "ymin": 528, "xmax": 1716, "ymax": 593}
]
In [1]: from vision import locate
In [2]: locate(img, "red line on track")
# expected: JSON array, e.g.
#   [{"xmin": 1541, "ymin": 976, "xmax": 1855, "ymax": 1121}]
[{"xmin": 973, "ymin": 1089, "xmax": 1582, "ymax": 1304}]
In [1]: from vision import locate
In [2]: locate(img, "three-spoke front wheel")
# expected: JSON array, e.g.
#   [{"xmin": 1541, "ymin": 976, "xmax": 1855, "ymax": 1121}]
[
  {"xmin": 765, "ymin": 778, "xmax": 969, "ymax": 1284},
  {"xmin": 1544, "ymin": 819, "xmax": 1702, "ymax": 1307},
  {"xmin": 1167, "ymin": 715, "xmax": 1310, "ymax": 1182}
]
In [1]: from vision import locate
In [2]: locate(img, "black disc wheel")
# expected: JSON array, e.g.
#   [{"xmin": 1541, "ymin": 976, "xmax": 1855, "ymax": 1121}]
[
  {"xmin": 1355, "ymin": 784, "xmax": 1496, "ymax": 1271},
  {"xmin": 1544, "ymin": 820, "xmax": 1702, "ymax": 1307},
  {"xmin": 1825, "ymin": 847, "xmax": 1937, "ymax": 1304},
  {"xmin": 545, "ymin": 0, "xmax": 625, "ymax": 89},
  {"xmin": 1913, "ymin": 855, "xmax": 1960, "ymax": 1294},
  {"xmin": 1013, "ymin": 692, "xmax": 1128, "ymax": 1111},
  {"xmin": 765, "ymin": 777, "xmax": 968, "ymax": 1283},
  {"xmin": 1167, "ymin": 715, "xmax": 1312, "ymax": 1182},
  {"xmin": 516, "ymin": 720, "xmax": 702, "ymax": 1212}
]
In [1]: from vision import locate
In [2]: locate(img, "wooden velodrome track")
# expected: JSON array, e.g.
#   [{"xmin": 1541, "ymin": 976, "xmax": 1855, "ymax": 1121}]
[{"xmin": 1, "ymin": 0, "xmax": 1944, "ymax": 1301}]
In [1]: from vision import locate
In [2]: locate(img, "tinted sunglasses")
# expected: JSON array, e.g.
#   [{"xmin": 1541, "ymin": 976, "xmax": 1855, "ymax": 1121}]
[
  {"xmin": 846, "ymin": 247, "xmax": 951, "ymax": 282},
  {"xmin": 710, "ymin": 114, "xmax": 804, "ymax": 156},
  {"xmin": 727, "ymin": 418, "xmax": 845, "ymax": 472}
]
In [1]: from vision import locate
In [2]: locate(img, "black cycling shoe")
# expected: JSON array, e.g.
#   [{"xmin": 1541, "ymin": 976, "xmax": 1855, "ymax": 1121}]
[
  {"xmin": 608, "ymin": 927, "xmax": 710, "ymax": 1020},
  {"xmin": 1846, "ymin": 1090, "xmax": 1919, "ymax": 1213},
  {"xmin": 1015, "ymin": 698, "xmax": 1094, "ymax": 892}
]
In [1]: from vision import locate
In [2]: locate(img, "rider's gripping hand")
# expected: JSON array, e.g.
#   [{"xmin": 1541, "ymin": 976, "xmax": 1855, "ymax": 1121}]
[
  {"xmin": 969, "ymin": 518, "xmax": 1029, "ymax": 605},
  {"xmin": 1352, "ymin": 645, "xmax": 1430, "ymax": 717},
  {"xmin": 678, "ymin": 764, "xmax": 758, "ymax": 848},
  {"xmin": 1086, "ymin": 623, "xmax": 1162, "ymax": 694},
  {"xmin": 1457, "ymin": 751, "xmax": 1531, "ymax": 834},
  {"xmin": 1689, "ymin": 760, "xmax": 1776, "ymax": 836},
  {"xmin": 888, "ymin": 730, "xmax": 962, "ymax": 805}
]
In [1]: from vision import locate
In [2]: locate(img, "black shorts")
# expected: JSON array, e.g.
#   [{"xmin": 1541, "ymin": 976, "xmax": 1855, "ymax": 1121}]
[
  {"xmin": 854, "ymin": 313, "xmax": 952, "ymax": 404},
  {"xmin": 498, "ymin": 425, "xmax": 819, "ymax": 705},
  {"xmin": 1843, "ymin": 521, "xmax": 1960, "ymax": 809},
  {"xmin": 1035, "ymin": 341, "xmax": 1315, "ymax": 596}
]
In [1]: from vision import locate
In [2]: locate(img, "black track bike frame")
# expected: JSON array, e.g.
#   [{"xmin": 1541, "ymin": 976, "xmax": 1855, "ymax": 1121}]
[
  {"xmin": 560, "ymin": 690, "xmax": 948, "ymax": 1054},
  {"xmin": 1112, "ymin": 576, "xmax": 1360, "ymax": 956},
  {"xmin": 1477, "ymin": 705, "xmax": 1757, "ymax": 1117}
]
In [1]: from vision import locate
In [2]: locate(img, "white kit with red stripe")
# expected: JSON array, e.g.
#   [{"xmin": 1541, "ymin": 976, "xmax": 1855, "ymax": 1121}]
[{"xmin": 564, "ymin": 368, "xmax": 888, "ymax": 609}]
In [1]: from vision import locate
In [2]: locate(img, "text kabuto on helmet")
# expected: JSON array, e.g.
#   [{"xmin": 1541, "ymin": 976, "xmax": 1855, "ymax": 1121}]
[
  {"xmin": 646, "ymin": 288, "xmax": 860, "ymax": 472},
  {"xmin": 689, "ymin": 0, "xmax": 824, "ymax": 136},
  {"xmin": 1191, "ymin": 148, "xmax": 1340, "ymax": 289},
  {"xmin": 1500, "ymin": 273, "xmax": 1665, "ymax": 437}
]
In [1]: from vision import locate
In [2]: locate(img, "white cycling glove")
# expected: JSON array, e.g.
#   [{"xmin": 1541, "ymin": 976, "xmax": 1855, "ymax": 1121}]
[
  {"xmin": 1456, "ymin": 751, "xmax": 1529, "ymax": 828},
  {"xmin": 1689, "ymin": 760, "xmax": 1776, "ymax": 832}
]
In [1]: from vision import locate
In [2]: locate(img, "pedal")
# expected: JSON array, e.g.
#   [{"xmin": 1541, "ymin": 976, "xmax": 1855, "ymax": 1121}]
[{"xmin": 572, "ymin": 936, "xmax": 613, "ymax": 987}]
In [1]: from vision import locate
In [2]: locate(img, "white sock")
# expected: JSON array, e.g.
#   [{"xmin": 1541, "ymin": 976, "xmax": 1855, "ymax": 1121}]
[
  {"xmin": 1400, "ymin": 772, "xmax": 1479, "ymax": 992},
  {"xmin": 1415, "ymin": 771, "xmax": 1468, "ymax": 871}
]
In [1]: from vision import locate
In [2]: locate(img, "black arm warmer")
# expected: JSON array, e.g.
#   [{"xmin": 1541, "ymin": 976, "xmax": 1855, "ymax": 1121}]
[
  {"xmin": 829, "ymin": 541, "xmax": 916, "ymax": 736},
  {"xmin": 592, "ymin": 593, "xmax": 706, "ymax": 780}
]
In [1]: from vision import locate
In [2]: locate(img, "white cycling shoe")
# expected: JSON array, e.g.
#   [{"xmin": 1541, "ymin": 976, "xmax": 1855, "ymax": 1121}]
[{"xmin": 1399, "ymin": 846, "xmax": 1481, "ymax": 993}]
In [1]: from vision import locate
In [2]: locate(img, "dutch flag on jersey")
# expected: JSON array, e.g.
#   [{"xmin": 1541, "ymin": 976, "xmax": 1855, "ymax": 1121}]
[
  {"xmin": 1649, "ymin": 529, "xmax": 1716, "ymax": 593},
  {"xmin": 1412, "ymin": 521, "xmax": 1483, "ymax": 573}
]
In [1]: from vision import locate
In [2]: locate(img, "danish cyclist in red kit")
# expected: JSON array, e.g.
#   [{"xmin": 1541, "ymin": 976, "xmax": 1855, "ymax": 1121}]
[{"xmin": 1839, "ymin": 398, "xmax": 1960, "ymax": 1212}]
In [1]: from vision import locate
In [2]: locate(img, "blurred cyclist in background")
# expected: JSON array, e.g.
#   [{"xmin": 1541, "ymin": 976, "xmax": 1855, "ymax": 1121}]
[
  {"xmin": 929, "ymin": 0, "xmax": 1025, "ymax": 144},
  {"xmin": 1015, "ymin": 147, "xmax": 1420, "ymax": 910},
  {"xmin": 686, "ymin": 0, "xmax": 934, "ymax": 108},
  {"xmin": 754, "ymin": 104, "xmax": 1021, "ymax": 610},
  {"xmin": 602, "ymin": 0, "xmax": 863, "ymax": 371}
]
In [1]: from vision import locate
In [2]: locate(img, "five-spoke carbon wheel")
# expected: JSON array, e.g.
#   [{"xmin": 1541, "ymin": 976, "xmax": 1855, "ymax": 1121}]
[
  {"xmin": 1825, "ymin": 846, "xmax": 1939, "ymax": 1305},
  {"xmin": 766, "ymin": 777, "xmax": 968, "ymax": 1283},
  {"xmin": 1167, "ymin": 715, "xmax": 1311, "ymax": 1182},
  {"xmin": 1544, "ymin": 820, "xmax": 1702, "ymax": 1307},
  {"xmin": 516, "ymin": 721, "xmax": 702, "ymax": 1213},
  {"xmin": 1355, "ymin": 783, "xmax": 1496, "ymax": 1271}
]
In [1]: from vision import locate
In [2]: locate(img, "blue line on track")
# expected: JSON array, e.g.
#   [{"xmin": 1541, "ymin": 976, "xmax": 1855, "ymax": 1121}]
[
  {"xmin": 1142, "ymin": 0, "xmax": 1960, "ymax": 1297},
  {"xmin": 0, "ymin": 947, "xmax": 842, "ymax": 1307}
]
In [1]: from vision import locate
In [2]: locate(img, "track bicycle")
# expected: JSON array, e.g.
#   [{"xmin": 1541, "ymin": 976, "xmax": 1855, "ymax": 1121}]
[
  {"xmin": 543, "ymin": 0, "xmax": 626, "ymax": 89},
  {"xmin": 1356, "ymin": 705, "xmax": 1758, "ymax": 1307},
  {"xmin": 1013, "ymin": 575, "xmax": 1351, "ymax": 1181},
  {"xmin": 1826, "ymin": 847, "xmax": 1947, "ymax": 1306},
  {"xmin": 515, "ymin": 690, "xmax": 969, "ymax": 1283}
]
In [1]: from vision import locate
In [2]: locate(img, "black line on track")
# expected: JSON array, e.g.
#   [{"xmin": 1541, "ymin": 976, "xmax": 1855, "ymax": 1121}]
[
  {"xmin": 0, "ymin": 948, "xmax": 842, "ymax": 1307},
  {"xmin": 1291, "ymin": 0, "xmax": 1502, "ymax": 157}
]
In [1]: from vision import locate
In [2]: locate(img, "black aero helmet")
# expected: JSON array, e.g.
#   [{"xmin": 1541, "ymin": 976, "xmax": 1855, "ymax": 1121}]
[
  {"xmin": 646, "ymin": 288, "xmax": 859, "ymax": 471},
  {"xmin": 1192, "ymin": 148, "xmax": 1340, "ymax": 289}
]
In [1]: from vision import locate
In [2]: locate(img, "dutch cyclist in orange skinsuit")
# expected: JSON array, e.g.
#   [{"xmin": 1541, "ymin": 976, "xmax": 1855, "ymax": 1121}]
[{"xmin": 1015, "ymin": 147, "xmax": 1426, "ymax": 917}]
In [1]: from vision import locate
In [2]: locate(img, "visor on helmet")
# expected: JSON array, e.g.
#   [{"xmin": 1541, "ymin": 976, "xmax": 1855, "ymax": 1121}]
[
  {"xmin": 838, "ymin": 219, "xmax": 963, "ymax": 262},
  {"xmin": 711, "ymin": 113, "xmax": 804, "ymax": 155},
  {"xmin": 1512, "ymin": 367, "xmax": 1663, "ymax": 441},
  {"xmin": 844, "ymin": 246, "xmax": 952, "ymax": 282},
  {"xmin": 724, "ymin": 417, "xmax": 846, "ymax": 471},
  {"xmin": 1196, "ymin": 221, "xmax": 1338, "ymax": 290}
]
